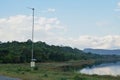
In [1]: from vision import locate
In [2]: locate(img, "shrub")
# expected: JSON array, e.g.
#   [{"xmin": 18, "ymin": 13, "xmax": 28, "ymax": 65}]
[
  {"xmin": 73, "ymin": 75, "xmax": 87, "ymax": 80},
  {"xmin": 43, "ymin": 73, "xmax": 48, "ymax": 77},
  {"xmin": 60, "ymin": 77, "xmax": 67, "ymax": 80},
  {"xmin": 33, "ymin": 66, "xmax": 38, "ymax": 70}
]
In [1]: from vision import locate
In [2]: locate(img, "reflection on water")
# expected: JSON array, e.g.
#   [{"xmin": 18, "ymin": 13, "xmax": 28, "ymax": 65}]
[{"xmin": 80, "ymin": 62, "xmax": 120, "ymax": 76}]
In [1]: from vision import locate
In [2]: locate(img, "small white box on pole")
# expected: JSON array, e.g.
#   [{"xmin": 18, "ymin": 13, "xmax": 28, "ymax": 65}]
[{"xmin": 31, "ymin": 61, "xmax": 35, "ymax": 67}]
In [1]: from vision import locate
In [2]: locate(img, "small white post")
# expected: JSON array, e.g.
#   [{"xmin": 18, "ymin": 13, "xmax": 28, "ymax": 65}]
[{"xmin": 31, "ymin": 61, "xmax": 35, "ymax": 67}]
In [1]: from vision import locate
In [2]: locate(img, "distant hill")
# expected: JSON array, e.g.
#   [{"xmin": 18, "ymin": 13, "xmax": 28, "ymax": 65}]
[{"xmin": 83, "ymin": 48, "xmax": 120, "ymax": 55}]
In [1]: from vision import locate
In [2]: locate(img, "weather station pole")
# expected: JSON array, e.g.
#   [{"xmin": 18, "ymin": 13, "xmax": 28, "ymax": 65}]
[{"xmin": 28, "ymin": 7, "xmax": 36, "ymax": 68}]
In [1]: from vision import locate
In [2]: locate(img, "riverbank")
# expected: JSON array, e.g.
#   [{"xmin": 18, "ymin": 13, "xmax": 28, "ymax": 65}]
[{"xmin": 0, "ymin": 60, "xmax": 120, "ymax": 80}]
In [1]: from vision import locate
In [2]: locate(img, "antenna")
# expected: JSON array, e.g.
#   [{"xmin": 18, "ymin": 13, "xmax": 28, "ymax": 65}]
[{"xmin": 28, "ymin": 7, "xmax": 36, "ymax": 68}]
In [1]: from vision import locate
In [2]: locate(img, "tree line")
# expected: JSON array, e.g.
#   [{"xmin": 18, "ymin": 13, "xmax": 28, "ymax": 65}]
[{"xmin": 0, "ymin": 40, "xmax": 120, "ymax": 63}]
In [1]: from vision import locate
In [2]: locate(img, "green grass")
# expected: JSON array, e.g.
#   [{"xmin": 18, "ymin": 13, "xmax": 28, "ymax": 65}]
[{"xmin": 0, "ymin": 60, "xmax": 120, "ymax": 80}]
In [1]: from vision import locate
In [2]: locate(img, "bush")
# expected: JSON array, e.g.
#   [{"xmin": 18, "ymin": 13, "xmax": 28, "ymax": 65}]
[
  {"xmin": 43, "ymin": 73, "xmax": 48, "ymax": 77},
  {"xmin": 73, "ymin": 75, "xmax": 87, "ymax": 80},
  {"xmin": 60, "ymin": 77, "xmax": 67, "ymax": 80},
  {"xmin": 33, "ymin": 66, "xmax": 38, "ymax": 70}
]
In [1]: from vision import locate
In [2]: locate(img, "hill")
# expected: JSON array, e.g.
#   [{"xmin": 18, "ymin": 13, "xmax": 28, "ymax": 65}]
[
  {"xmin": 0, "ymin": 40, "xmax": 101, "ymax": 63},
  {"xmin": 83, "ymin": 48, "xmax": 120, "ymax": 55},
  {"xmin": 0, "ymin": 40, "xmax": 120, "ymax": 63}
]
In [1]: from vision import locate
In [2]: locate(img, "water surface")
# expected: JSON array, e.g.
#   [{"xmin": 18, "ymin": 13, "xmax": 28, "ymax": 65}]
[
  {"xmin": 80, "ymin": 62, "xmax": 120, "ymax": 76},
  {"xmin": 0, "ymin": 76, "xmax": 21, "ymax": 80}
]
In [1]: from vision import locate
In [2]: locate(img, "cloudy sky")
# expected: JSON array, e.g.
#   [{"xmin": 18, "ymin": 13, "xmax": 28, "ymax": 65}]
[{"xmin": 0, "ymin": 0, "xmax": 120, "ymax": 49}]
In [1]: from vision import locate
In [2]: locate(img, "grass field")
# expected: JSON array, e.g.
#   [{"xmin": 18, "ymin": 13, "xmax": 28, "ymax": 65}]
[{"xmin": 0, "ymin": 60, "xmax": 120, "ymax": 80}]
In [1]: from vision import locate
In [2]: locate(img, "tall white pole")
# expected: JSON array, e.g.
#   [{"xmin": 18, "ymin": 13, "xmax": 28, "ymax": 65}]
[
  {"xmin": 28, "ymin": 7, "xmax": 35, "ymax": 68},
  {"xmin": 31, "ymin": 8, "xmax": 34, "ymax": 61}
]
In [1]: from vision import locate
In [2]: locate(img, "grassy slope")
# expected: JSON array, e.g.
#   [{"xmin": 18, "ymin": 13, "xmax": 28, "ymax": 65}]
[{"xmin": 0, "ymin": 60, "xmax": 120, "ymax": 80}]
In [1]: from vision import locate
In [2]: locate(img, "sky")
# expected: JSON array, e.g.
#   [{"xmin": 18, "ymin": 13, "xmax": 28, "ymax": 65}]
[{"xmin": 0, "ymin": 0, "xmax": 120, "ymax": 49}]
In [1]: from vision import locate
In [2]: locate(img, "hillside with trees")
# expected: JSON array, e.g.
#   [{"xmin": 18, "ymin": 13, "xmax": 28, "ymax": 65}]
[{"xmin": 0, "ymin": 40, "xmax": 120, "ymax": 63}]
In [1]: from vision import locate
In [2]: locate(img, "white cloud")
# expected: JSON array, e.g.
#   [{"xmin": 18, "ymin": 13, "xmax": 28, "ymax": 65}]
[
  {"xmin": 0, "ymin": 15, "xmax": 65, "ymax": 41},
  {"xmin": 117, "ymin": 2, "xmax": 120, "ymax": 7},
  {"xmin": 45, "ymin": 35, "xmax": 120, "ymax": 49},
  {"xmin": 115, "ymin": 2, "xmax": 120, "ymax": 11},
  {"xmin": 41, "ymin": 8, "xmax": 56, "ymax": 13},
  {"xmin": 0, "ymin": 15, "xmax": 120, "ymax": 49},
  {"xmin": 47, "ymin": 8, "xmax": 56, "ymax": 13},
  {"xmin": 96, "ymin": 21, "xmax": 110, "ymax": 27}
]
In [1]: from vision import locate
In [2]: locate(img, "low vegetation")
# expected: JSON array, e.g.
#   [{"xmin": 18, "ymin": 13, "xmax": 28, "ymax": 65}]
[{"xmin": 0, "ymin": 61, "xmax": 120, "ymax": 80}]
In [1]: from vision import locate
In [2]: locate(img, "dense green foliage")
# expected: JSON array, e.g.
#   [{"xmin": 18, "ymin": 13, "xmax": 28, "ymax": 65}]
[{"xmin": 0, "ymin": 40, "xmax": 120, "ymax": 63}]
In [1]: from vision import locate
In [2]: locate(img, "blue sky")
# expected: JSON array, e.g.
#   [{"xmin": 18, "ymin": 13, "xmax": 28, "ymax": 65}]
[{"xmin": 0, "ymin": 0, "xmax": 120, "ymax": 49}]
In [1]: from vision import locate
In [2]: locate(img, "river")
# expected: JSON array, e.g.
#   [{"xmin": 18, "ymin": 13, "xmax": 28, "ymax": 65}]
[
  {"xmin": 0, "ymin": 76, "xmax": 21, "ymax": 80},
  {"xmin": 80, "ymin": 62, "xmax": 120, "ymax": 76}
]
